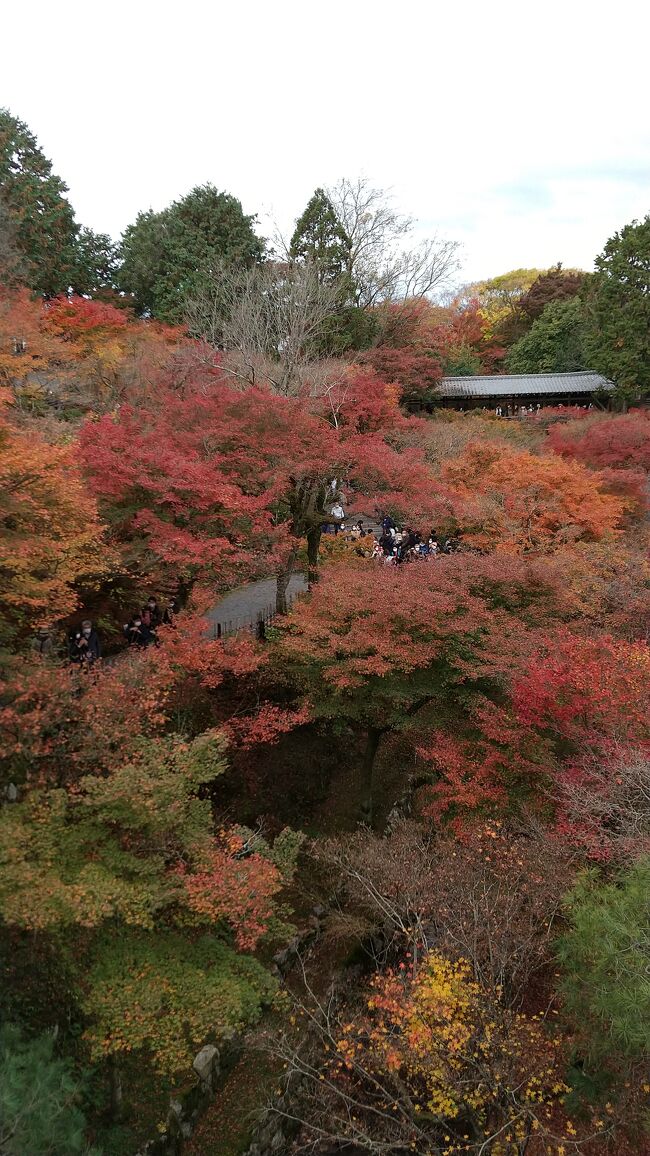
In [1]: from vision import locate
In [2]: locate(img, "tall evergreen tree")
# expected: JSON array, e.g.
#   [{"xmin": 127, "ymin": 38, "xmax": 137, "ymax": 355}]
[
  {"xmin": 118, "ymin": 184, "xmax": 264, "ymax": 322},
  {"xmin": 0, "ymin": 109, "xmax": 79, "ymax": 296},
  {"xmin": 289, "ymin": 187, "xmax": 350, "ymax": 287},
  {"xmin": 72, "ymin": 226, "xmax": 119, "ymax": 297},
  {"xmin": 558, "ymin": 859, "xmax": 650, "ymax": 1061},
  {"xmin": 289, "ymin": 187, "xmax": 373, "ymax": 352},
  {"xmin": 585, "ymin": 216, "xmax": 650, "ymax": 403}
]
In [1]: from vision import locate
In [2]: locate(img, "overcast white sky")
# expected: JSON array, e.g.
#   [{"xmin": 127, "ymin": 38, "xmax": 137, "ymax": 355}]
[{"xmin": 3, "ymin": 0, "xmax": 649, "ymax": 283}]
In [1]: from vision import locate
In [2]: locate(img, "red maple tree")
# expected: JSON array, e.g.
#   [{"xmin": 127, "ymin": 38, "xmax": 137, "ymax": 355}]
[
  {"xmin": 547, "ymin": 410, "xmax": 650, "ymax": 472},
  {"xmin": 79, "ymin": 365, "xmax": 450, "ymax": 607}
]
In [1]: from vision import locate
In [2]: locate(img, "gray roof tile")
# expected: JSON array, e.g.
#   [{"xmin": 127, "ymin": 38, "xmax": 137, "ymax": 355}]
[{"xmin": 438, "ymin": 371, "xmax": 614, "ymax": 398}]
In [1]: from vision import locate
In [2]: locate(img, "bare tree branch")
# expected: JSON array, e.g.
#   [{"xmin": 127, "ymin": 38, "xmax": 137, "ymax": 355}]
[
  {"xmin": 185, "ymin": 260, "xmax": 346, "ymax": 396},
  {"xmin": 327, "ymin": 177, "xmax": 461, "ymax": 309}
]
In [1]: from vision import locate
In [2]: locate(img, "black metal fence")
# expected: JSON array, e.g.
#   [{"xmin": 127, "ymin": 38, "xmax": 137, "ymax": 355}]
[{"xmin": 210, "ymin": 588, "xmax": 301, "ymax": 641}]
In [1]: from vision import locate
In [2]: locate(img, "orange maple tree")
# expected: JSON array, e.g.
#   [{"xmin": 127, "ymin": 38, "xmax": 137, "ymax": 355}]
[
  {"xmin": 0, "ymin": 392, "xmax": 109, "ymax": 643},
  {"xmin": 442, "ymin": 441, "xmax": 626, "ymax": 552},
  {"xmin": 288, "ymin": 950, "xmax": 609, "ymax": 1155}
]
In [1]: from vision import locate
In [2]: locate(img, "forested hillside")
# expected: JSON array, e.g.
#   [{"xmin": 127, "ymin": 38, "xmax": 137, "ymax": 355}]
[{"xmin": 1, "ymin": 109, "xmax": 649, "ymax": 1156}]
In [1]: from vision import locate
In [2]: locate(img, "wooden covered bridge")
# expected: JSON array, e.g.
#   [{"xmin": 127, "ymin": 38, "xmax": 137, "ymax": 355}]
[{"xmin": 430, "ymin": 370, "xmax": 614, "ymax": 412}]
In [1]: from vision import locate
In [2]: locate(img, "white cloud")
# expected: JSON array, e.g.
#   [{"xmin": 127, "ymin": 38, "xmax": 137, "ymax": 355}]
[{"xmin": 3, "ymin": 0, "xmax": 649, "ymax": 282}]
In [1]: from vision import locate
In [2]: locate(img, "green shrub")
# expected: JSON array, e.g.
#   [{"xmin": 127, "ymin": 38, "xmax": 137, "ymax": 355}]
[
  {"xmin": 0, "ymin": 1023, "xmax": 97, "ymax": 1155},
  {"xmin": 557, "ymin": 858, "xmax": 650, "ymax": 1060}
]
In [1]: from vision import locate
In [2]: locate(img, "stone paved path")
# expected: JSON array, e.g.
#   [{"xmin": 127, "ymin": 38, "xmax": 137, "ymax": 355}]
[
  {"xmin": 206, "ymin": 572, "xmax": 308, "ymax": 637},
  {"xmin": 206, "ymin": 515, "xmax": 382, "ymax": 637}
]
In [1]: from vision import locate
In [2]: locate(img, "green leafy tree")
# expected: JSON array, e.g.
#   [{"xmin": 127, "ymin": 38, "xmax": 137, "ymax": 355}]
[
  {"xmin": 505, "ymin": 296, "xmax": 588, "ymax": 374},
  {"xmin": 442, "ymin": 342, "xmax": 482, "ymax": 376},
  {"xmin": 118, "ymin": 184, "xmax": 264, "ymax": 322},
  {"xmin": 585, "ymin": 216, "xmax": 650, "ymax": 403},
  {"xmin": 557, "ymin": 859, "xmax": 650, "ymax": 1060},
  {"xmin": 0, "ymin": 730, "xmax": 284, "ymax": 1079},
  {"xmin": 289, "ymin": 187, "xmax": 349, "ymax": 287},
  {"xmin": 0, "ymin": 1023, "xmax": 95, "ymax": 1155},
  {"xmin": 72, "ymin": 228, "xmax": 118, "ymax": 297},
  {"xmin": 289, "ymin": 187, "xmax": 371, "ymax": 352},
  {"xmin": 83, "ymin": 931, "xmax": 274, "ymax": 1076},
  {"xmin": 271, "ymin": 557, "xmax": 558, "ymax": 823},
  {"xmin": 0, "ymin": 109, "xmax": 81, "ymax": 296}
]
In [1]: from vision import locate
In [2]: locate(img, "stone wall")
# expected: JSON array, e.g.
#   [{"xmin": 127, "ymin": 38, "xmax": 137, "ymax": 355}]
[
  {"xmin": 133, "ymin": 778, "xmax": 422, "ymax": 1156},
  {"xmin": 134, "ymin": 908, "xmax": 328, "ymax": 1156},
  {"xmin": 135, "ymin": 1033, "xmax": 242, "ymax": 1156}
]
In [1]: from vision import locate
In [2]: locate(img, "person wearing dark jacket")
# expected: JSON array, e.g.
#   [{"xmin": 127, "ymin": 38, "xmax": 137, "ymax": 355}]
[
  {"xmin": 162, "ymin": 598, "xmax": 178, "ymax": 626},
  {"xmin": 379, "ymin": 532, "xmax": 395, "ymax": 557},
  {"xmin": 397, "ymin": 529, "xmax": 416, "ymax": 563},
  {"xmin": 141, "ymin": 597, "xmax": 162, "ymax": 629},
  {"xmin": 123, "ymin": 615, "xmax": 155, "ymax": 648},
  {"xmin": 69, "ymin": 620, "xmax": 101, "ymax": 665}
]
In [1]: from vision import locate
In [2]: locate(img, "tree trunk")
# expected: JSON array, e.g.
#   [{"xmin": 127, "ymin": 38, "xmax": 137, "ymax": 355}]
[
  {"xmin": 276, "ymin": 546, "xmax": 299, "ymax": 615},
  {"xmin": 306, "ymin": 525, "xmax": 322, "ymax": 586},
  {"xmin": 176, "ymin": 576, "xmax": 193, "ymax": 609},
  {"xmin": 360, "ymin": 726, "xmax": 384, "ymax": 827},
  {"xmin": 276, "ymin": 567, "xmax": 292, "ymax": 615},
  {"xmin": 107, "ymin": 1055, "xmax": 124, "ymax": 1122}
]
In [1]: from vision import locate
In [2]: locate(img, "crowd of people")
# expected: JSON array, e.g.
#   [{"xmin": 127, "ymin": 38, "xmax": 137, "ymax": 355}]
[
  {"xmin": 31, "ymin": 595, "xmax": 179, "ymax": 669},
  {"xmin": 33, "ymin": 516, "xmax": 459, "ymax": 666},
  {"xmin": 492, "ymin": 402, "xmax": 596, "ymax": 417},
  {"xmin": 494, "ymin": 402, "xmax": 542, "ymax": 417},
  {"xmin": 372, "ymin": 517, "xmax": 460, "ymax": 563},
  {"xmin": 450, "ymin": 402, "xmax": 597, "ymax": 417},
  {"xmin": 122, "ymin": 595, "xmax": 177, "ymax": 650},
  {"xmin": 326, "ymin": 513, "xmax": 460, "ymax": 563}
]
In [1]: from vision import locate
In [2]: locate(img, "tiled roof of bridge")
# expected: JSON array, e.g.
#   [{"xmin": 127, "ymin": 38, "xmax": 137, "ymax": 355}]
[{"xmin": 438, "ymin": 370, "xmax": 614, "ymax": 398}]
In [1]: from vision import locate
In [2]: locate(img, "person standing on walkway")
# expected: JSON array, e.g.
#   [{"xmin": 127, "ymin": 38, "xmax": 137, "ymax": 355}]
[
  {"xmin": 69, "ymin": 620, "xmax": 101, "ymax": 666},
  {"xmin": 330, "ymin": 501, "xmax": 345, "ymax": 534},
  {"xmin": 32, "ymin": 625, "xmax": 55, "ymax": 658}
]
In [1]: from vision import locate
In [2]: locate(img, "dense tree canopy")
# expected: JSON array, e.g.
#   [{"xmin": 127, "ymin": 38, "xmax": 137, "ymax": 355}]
[
  {"xmin": 79, "ymin": 363, "xmax": 446, "ymax": 608},
  {"xmin": 118, "ymin": 184, "xmax": 264, "ymax": 322},
  {"xmin": 463, "ymin": 267, "xmax": 542, "ymax": 341},
  {"xmin": 0, "ymin": 696, "xmax": 289, "ymax": 1077},
  {"xmin": 441, "ymin": 439, "xmax": 625, "ymax": 551},
  {"xmin": 0, "ymin": 108, "xmax": 79, "ymax": 296},
  {"xmin": 2, "ymin": 108, "xmax": 650, "ymax": 1156},
  {"xmin": 585, "ymin": 215, "xmax": 650, "ymax": 401},
  {"xmin": 547, "ymin": 409, "xmax": 650, "ymax": 471},
  {"xmin": 0, "ymin": 393, "xmax": 108, "ymax": 647},
  {"xmin": 518, "ymin": 263, "xmax": 586, "ymax": 323},
  {"xmin": 505, "ymin": 296, "xmax": 588, "ymax": 373}
]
